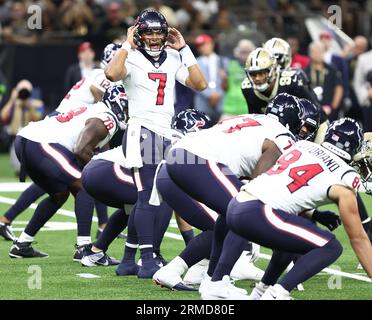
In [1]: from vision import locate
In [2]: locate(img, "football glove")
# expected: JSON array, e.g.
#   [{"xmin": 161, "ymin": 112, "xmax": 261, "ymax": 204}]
[{"xmin": 312, "ymin": 209, "xmax": 342, "ymax": 231}]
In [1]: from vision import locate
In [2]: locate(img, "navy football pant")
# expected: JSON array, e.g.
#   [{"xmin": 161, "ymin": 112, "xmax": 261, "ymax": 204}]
[
  {"xmin": 227, "ymin": 198, "xmax": 342, "ymax": 291},
  {"xmin": 165, "ymin": 148, "xmax": 245, "ymax": 277}
]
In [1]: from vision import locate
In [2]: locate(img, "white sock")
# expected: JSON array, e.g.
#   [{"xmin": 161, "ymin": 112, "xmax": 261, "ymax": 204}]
[
  {"xmin": 18, "ymin": 232, "xmax": 34, "ymax": 243},
  {"xmin": 77, "ymin": 236, "xmax": 91, "ymax": 246},
  {"xmin": 167, "ymin": 256, "xmax": 188, "ymax": 275}
]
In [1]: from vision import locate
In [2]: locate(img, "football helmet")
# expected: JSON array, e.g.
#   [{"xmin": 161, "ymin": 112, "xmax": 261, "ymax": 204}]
[
  {"xmin": 263, "ymin": 38, "xmax": 292, "ymax": 71},
  {"xmin": 265, "ymin": 93, "xmax": 304, "ymax": 135},
  {"xmin": 352, "ymin": 133, "xmax": 372, "ymax": 195},
  {"xmin": 245, "ymin": 48, "xmax": 278, "ymax": 92},
  {"xmin": 297, "ymin": 98, "xmax": 321, "ymax": 141},
  {"xmin": 134, "ymin": 9, "xmax": 169, "ymax": 57},
  {"xmin": 100, "ymin": 43, "xmax": 121, "ymax": 69},
  {"xmin": 103, "ymin": 85, "xmax": 128, "ymax": 130},
  {"xmin": 172, "ymin": 109, "xmax": 212, "ymax": 134},
  {"xmin": 322, "ymin": 118, "xmax": 364, "ymax": 162}
]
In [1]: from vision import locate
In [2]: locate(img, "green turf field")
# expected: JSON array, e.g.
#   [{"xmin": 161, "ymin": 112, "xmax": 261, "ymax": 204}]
[{"xmin": 0, "ymin": 153, "xmax": 371, "ymax": 300}]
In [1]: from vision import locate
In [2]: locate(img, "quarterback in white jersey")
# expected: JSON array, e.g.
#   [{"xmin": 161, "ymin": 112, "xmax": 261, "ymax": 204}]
[
  {"xmin": 226, "ymin": 118, "xmax": 372, "ymax": 300},
  {"xmin": 104, "ymin": 9, "xmax": 207, "ymax": 278}
]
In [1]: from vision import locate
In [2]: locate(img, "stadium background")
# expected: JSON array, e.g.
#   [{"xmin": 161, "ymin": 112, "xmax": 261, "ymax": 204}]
[{"xmin": 0, "ymin": 0, "xmax": 371, "ymax": 300}]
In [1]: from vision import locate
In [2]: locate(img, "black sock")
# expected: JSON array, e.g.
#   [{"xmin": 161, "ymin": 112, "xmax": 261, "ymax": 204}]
[
  {"xmin": 95, "ymin": 209, "xmax": 128, "ymax": 252},
  {"xmin": 24, "ymin": 196, "xmax": 61, "ymax": 236},
  {"xmin": 181, "ymin": 229, "xmax": 194, "ymax": 245},
  {"xmin": 153, "ymin": 202, "xmax": 172, "ymax": 256},
  {"xmin": 179, "ymin": 230, "xmax": 213, "ymax": 267},
  {"xmin": 4, "ymin": 184, "xmax": 45, "ymax": 222},
  {"xmin": 75, "ymin": 190, "xmax": 95, "ymax": 237}
]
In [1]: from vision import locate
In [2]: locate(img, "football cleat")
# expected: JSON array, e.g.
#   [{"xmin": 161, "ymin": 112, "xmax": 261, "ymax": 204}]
[
  {"xmin": 153, "ymin": 266, "xmax": 197, "ymax": 291},
  {"xmin": 199, "ymin": 272, "xmax": 247, "ymax": 296},
  {"xmin": 201, "ymin": 275, "xmax": 250, "ymax": 300},
  {"xmin": 260, "ymin": 284, "xmax": 292, "ymax": 300},
  {"xmin": 9, "ymin": 241, "xmax": 48, "ymax": 259},
  {"xmin": 249, "ymin": 281, "xmax": 270, "ymax": 300},
  {"xmin": 73, "ymin": 243, "xmax": 92, "ymax": 262},
  {"xmin": 183, "ymin": 259, "xmax": 209, "ymax": 285},
  {"xmin": 230, "ymin": 251, "xmax": 265, "ymax": 281},
  {"xmin": 80, "ymin": 247, "xmax": 120, "ymax": 267},
  {"xmin": 138, "ymin": 253, "xmax": 167, "ymax": 267},
  {"xmin": 137, "ymin": 260, "xmax": 161, "ymax": 279},
  {"xmin": 0, "ymin": 223, "xmax": 16, "ymax": 241},
  {"xmin": 116, "ymin": 260, "xmax": 139, "ymax": 276}
]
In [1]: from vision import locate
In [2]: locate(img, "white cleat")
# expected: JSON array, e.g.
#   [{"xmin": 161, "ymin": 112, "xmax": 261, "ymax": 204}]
[
  {"xmin": 260, "ymin": 284, "xmax": 292, "ymax": 300},
  {"xmin": 201, "ymin": 275, "xmax": 250, "ymax": 300},
  {"xmin": 183, "ymin": 259, "xmax": 209, "ymax": 285},
  {"xmin": 249, "ymin": 281, "xmax": 269, "ymax": 300},
  {"xmin": 230, "ymin": 251, "xmax": 265, "ymax": 281},
  {"xmin": 152, "ymin": 257, "xmax": 196, "ymax": 291}
]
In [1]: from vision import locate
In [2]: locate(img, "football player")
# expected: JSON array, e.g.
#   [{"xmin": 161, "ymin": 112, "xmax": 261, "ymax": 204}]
[
  {"xmin": 0, "ymin": 43, "xmax": 122, "ymax": 242},
  {"xmin": 152, "ymin": 93, "xmax": 306, "ymax": 298},
  {"xmin": 105, "ymin": 9, "xmax": 207, "ymax": 278},
  {"xmin": 226, "ymin": 118, "xmax": 372, "ymax": 300},
  {"xmin": 80, "ymin": 146, "xmax": 173, "ymax": 269},
  {"xmin": 8, "ymin": 85, "xmax": 127, "ymax": 258}
]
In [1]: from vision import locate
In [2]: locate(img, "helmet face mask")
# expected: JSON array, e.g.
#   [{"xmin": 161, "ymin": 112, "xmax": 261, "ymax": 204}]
[
  {"xmin": 352, "ymin": 133, "xmax": 372, "ymax": 194},
  {"xmin": 245, "ymin": 48, "xmax": 278, "ymax": 92},
  {"xmin": 297, "ymin": 99, "xmax": 321, "ymax": 141},
  {"xmin": 134, "ymin": 10, "xmax": 169, "ymax": 57}
]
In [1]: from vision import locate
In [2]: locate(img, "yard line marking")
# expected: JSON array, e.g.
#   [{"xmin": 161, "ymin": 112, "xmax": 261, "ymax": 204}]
[
  {"xmin": 0, "ymin": 182, "xmax": 32, "ymax": 192},
  {"xmin": 76, "ymin": 273, "xmax": 101, "ymax": 279}
]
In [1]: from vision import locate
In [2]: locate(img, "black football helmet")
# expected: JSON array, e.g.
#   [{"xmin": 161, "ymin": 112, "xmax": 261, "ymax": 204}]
[
  {"xmin": 265, "ymin": 93, "xmax": 304, "ymax": 136},
  {"xmin": 322, "ymin": 118, "xmax": 364, "ymax": 162},
  {"xmin": 134, "ymin": 9, "xmax": 168, "ymax": 57},
  {"xmin": 172, "ymin": 109, "xmax": 212, "ymax": 134},
  {"xmin": 103, "ymin": 85, "xmax": 128, "ymax": 130},
  {"xmin": 297, "ymin": 98, "xmax": 321, "ymax": 141}
]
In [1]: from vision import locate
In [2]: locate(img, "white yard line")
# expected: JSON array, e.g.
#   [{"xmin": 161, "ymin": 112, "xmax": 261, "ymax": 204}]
[{"xmin": 1, "ymin": 193, "xmax": 371, "ymax": 283}]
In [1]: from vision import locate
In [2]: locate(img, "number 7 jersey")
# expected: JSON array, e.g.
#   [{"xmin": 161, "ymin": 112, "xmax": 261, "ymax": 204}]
[{"xmin": 242, "ymin": 140, "xmax": 361, "ymax": 214}]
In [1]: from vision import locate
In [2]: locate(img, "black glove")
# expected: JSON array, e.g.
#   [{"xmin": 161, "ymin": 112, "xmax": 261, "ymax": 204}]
[{"xmin": 312, "ymin": 209, "xmax": 342, "ymax": 231}]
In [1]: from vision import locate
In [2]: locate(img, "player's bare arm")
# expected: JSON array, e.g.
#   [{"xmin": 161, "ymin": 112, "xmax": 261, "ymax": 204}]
[
  {"xmin": 74, "ymin": 118, "xmax": 109, "ymax": 165},
  {"xmin": 105, "ymin": 25, "xmax": 138, "ymax": 82},
  {"xmin": 251, "ymin": 139, "xmax": 282, "ymax": 179},
  {"xmin": 168, "ymin": 28, "xmax": 207, "ymax": 92},
  {"xmin": 329, "ymin": 184, "xmax": 372, "ymax": 277},
  {"xmin": 90, "ymin": 85, "xmax": 104, "ymax": 103}
]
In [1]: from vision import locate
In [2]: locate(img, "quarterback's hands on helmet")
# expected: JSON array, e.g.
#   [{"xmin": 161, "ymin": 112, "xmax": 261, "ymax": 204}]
[
  {"xmin": 312, "ymin": 209, "xmax": 342, "ymax": 231},
  {"xmin": 167, "ymin": 28, "xmax": 186, "ymax": 51},
  {"xmin": 126, "ymin": 25, "xmax": 139, "ymax": 49}
]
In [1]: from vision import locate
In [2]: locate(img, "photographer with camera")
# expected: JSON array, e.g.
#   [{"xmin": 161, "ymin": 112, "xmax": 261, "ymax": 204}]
[{"xmin": 0, "ymin": 79, "xmax": 44, "ymax": 174}]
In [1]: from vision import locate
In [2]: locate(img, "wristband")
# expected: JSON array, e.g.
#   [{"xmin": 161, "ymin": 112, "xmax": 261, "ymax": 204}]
[
  {"xmin": 121, "ymin": 42, "xmax": 131, "ymax": 53},
  {"xmin": 179, "ymin": 45, "xmax": 197, "ymax": 68}
]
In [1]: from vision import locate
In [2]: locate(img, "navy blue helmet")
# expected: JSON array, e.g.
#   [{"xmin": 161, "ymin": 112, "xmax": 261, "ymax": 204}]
[
  {"xmin": 101, "ymin": 43, "xmax": 121, "ymax": 68},
  {"xmin": 134, "ymin": 9, "xmax": 168, "ymax": 56},
  {"xmin": 103, "ymin": 85, "xmax": 128, "ymax": 130},
  {"xmin": 297, "ymin": 98, "xmax": 321, "ymax": 141},
  {"xmin": 172, "ymin": 109, "xmax": 212, "ymax": 134},
  {"xmin": 265, "ymin": 93, "xmax": 304, "ymax": 135},
  {"xmin": 323, "ymin": 118, "xmax": 364, "ymax": 162}
]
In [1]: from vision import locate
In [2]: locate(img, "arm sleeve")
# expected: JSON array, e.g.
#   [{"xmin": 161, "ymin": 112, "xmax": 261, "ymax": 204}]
[
  {"xmin": 175, "ymin": 65, "xmax": 189, "ymax": 86},
  {"xmin": 90, "ymin": 112, "xmax": 118, "ymax": 143},
  {"xmin": 341, "ymin": 170, "xmax": 361, "ymax": 194}
]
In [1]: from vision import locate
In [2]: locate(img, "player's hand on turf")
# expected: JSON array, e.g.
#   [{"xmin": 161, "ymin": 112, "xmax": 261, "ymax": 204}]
[
  {"xmin": 126, "ymin": 25, "xmax": 139, "ymax": 49},
  {"xmin": 312, "ymin": 209, "xmax": 342, "ymax": 231},
  {"xmin": 167, "ymin": 28, "xmax": 186, "ymax": 51}
]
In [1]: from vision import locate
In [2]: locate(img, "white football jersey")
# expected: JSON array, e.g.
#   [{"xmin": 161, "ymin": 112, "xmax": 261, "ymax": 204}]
[
  {"xmin": 173, "ymin": 114, "xmax": 295, "ymax": 177},
  {"xmin": 123, "ymin": 48, "xmax": 188, "ymax": 138},
  {"xmin": 243, "ymin": 140, "xmax": 361, "ymax": 214},
  {"xmin": 18, "ymin": 102, "xmax": 118, "ymax": 152},
  {"xmin": 57, "ymin": 69, "xmax": 112, "ymax": 113},
  {"xmin": 93, "ymin": 146, "xmax": 125, "ymax": 166}
]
